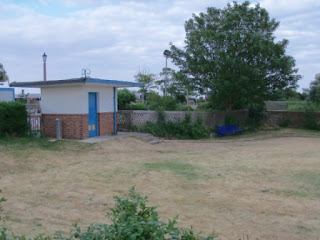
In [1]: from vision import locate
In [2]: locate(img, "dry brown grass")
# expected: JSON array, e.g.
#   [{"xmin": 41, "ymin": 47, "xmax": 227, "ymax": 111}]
[{"xmin": 1, "ymin": 129, "xmax": 320, "ymax": 240}]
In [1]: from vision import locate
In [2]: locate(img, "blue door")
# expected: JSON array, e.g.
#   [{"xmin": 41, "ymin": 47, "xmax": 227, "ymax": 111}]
[{"xmin": 88, "ymin": 92, "xmax": 98, "ymax": 137}]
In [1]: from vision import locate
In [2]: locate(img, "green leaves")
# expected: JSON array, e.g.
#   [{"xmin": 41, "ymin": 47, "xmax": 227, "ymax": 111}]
[
  {"xmin": 134, "ymin": 71, "xmax": 156, "ymax": 95},
  {"xmin": 63, "ymin": 187, "xmax": 214, "ymax": 240},
  {"xmin": 0, "ymin": 63, "xmax": 8, "ymax": 82},
  {"xmin": 0, "ymin": 102, "xmax": 29, "ymax": 137},
  {"xmin": 139, "ymin": 114, "xmax": 210, "ymax": 139},
  {"xmin": 306, "ymin": 73, "xmax": 320, "ymax": 105},
  {"xmin": 117, "ymin": 89, "xmax": 137, "ymax": 110},
  {"xmin": 169, "ymin": 1, "xmax": 301, "ymax": 110}
]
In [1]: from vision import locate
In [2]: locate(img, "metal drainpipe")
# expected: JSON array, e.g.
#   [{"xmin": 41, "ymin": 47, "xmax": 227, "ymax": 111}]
[{"xmin": 113, "ymin": 87, "xmax": 117, "ymax": 135}]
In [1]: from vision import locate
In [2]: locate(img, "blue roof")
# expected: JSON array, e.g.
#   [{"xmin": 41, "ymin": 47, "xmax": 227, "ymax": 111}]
[{"xmin": 10, "ymin": 78, "xmax": 143, "ymax": 88}]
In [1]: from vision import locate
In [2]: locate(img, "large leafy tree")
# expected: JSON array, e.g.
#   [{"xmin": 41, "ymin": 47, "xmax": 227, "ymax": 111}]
[
  {"xmin": 169, "ymin": 1, "xmax": 301, "ymax": 110},
  {"xmin": 0, "ymin": 63, "xmax": 8, "ymax": 82}
]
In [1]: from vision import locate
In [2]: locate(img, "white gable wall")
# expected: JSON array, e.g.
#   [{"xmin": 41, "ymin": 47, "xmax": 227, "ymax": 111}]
[{"xmin": 41, "ymin": 84, "xmax": 117, "ymax": 114}]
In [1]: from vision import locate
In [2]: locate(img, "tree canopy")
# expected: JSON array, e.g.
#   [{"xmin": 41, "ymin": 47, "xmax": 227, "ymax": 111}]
[
  {"xmin": 0, "ymin": 63, "xmax": 8, "ymax": 82},
  {"xmin": 169, "ymin": 1, "xmax": 301, "ymax": 110}
]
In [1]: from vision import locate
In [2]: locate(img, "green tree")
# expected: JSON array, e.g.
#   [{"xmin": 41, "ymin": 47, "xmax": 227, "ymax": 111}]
[
  {"xmin": 0, "ymin": 63, "xmax": 8, "ymax": 82},
  {"xmin": 173, "ymin": 71, "xmax": 197, "ymax": 105},
  {"xmin": 157, "ymin": 67, "xmax": 176, "ymax": 96},
  {"xmin": 169, "ymin": 1, "xmax": 301, "ymax": 110},
  {"xmin": 134, "ymin": 70, "xmax": 156, "ymax": 101},
  {"xmin": 117, "ymin": 89, "xmax": 136, "ymax": 110},
  {"xmin": 305, "ymin": 73, "xmax": 320, "ymax": 105}
]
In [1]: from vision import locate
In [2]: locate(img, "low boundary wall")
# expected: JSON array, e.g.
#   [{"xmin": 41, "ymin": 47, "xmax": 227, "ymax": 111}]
[
  {"xmin": 117, "ymin": 110, "xmax": 249, "ymax": 130},
  {"xmin": 266, "ymin": 111, "xmax": 320, "ymax": 128}
]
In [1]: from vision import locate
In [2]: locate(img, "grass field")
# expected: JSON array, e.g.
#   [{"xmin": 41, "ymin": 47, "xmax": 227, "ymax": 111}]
[{"xmin": 0, "ymin": 129, "xmax": 320, "ymax": 239}]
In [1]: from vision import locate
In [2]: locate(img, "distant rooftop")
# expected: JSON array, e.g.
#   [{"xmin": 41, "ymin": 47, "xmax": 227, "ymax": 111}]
[{"xmin": 10, "ymin": 78, "xmax": 143, "ymax": 88}]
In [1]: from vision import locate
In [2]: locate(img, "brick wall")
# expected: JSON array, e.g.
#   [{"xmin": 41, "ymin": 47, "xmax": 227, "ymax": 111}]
[
  {"xmin": 42, "ymin": 114, "xmax": 88, "ymax": 139},
  {"xmin": 98, "ymin": 112, "xmax": 114, "ymax": 135}
]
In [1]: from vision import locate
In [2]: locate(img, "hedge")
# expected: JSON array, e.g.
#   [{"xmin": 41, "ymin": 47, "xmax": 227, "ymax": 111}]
[{"xmin": 0, "ymin": 101, "xmax": 29, "ymax": 137}]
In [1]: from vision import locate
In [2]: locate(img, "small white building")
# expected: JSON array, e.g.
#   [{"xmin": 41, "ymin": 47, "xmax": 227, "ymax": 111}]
[
  {"xmin": 0, "ymin": 82, "xmax": 15, "ymax": 102},
  {"xmin": 11, "ymin": 78, "xmax": 142, "ymax": 139}
]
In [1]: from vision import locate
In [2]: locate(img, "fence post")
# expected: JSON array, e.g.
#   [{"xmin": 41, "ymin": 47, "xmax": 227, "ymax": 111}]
[{"xmin": 56, "ymin": 118, "xmax": 62, "ymax": 139}]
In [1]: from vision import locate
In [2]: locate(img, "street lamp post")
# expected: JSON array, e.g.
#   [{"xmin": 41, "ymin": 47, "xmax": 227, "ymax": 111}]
[
  {"xmin": 163, "ymin": 50, "xmax": 170, "ymax": 97},
  {"xmin": 42, "ymin": 53, "xmax": 47, "ymax": 81}
]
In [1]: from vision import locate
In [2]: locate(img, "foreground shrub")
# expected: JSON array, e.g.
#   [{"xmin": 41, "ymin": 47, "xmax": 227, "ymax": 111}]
[
  {"xmin": 0, "ymin": 187, "xmax": 215, "ymax": 240},
  {"xmin": 0, "ymin": 102, "xmax": 29, "ymax": 137},
  {"xmin": 139, "ymin": 114, "xmax": 210, "ymax": 139},
  {"xmin": 65, "ymin": 187, "xmax": 214, "ymax": 240}
]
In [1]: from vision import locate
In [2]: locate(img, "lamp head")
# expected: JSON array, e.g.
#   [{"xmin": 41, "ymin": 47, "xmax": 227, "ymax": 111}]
[{"xmin": 42, "ymin": 53, "xmax": 47, "ymax": 63}]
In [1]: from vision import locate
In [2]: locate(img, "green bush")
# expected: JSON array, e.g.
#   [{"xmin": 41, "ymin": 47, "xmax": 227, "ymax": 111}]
[
  {"xmin": 287, "ymin": 102, "xmax": 320, "ymax": 112},
  {"xmin": 0, "ymin": 187, "xmax": 215, "ymax": 240},
  {"xmin": 139, "ymin": 114, "xmax": 210, "ymax": 139},
  {"xmin": 126, "ymin": 102, "xmax": 148, "ymax": 110},
  {"xmin": 118, "ymin": 89, "xmax": 136, "ymax": 110},
  {"xmin": 0, "ymin": 102, "xmax": 29, "ymax": 137},
  {"xmin": 279, "ymin": 118, "xmax": 291, "ymax": 128},
  {"xmin": 196, "ymin": 101, "xmax": 214, "ymax": 111},
  {"xmin": 176, "ymin": 104, "xmax": 194, "ymax": 111},
  {"xmin": 304, "ymin": 111, "xmax": 320, "ymax": 130},
  {"xmin": 248, "ymin": 103, "xmax": 266, "ymax": 127},
  {"xmin": 147, "ymin": 94, "xmax": 178, "ymax": 111}
]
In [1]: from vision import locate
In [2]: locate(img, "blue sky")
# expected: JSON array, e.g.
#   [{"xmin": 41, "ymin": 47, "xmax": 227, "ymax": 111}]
[{"xmin": 1, "ymin": 0, "xmax": 319, "ymax": 94}]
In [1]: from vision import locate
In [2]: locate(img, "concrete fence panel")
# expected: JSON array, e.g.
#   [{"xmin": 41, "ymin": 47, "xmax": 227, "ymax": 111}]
[
  {"xmin": 266, "ymin": 111, "xmax": 320, "ymax": 128},
  {"xmin": 117, "ymin": 110, "xmax": 249, "ymax": 130}
]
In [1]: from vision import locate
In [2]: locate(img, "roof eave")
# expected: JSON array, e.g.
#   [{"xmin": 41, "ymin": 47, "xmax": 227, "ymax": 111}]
[{"xmin": 10, "ymin": 78, "xmax": 143, "ymax": 88}]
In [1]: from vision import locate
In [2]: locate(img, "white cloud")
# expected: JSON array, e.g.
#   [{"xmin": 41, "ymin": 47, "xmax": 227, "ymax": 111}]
[
  {"xmin": 0, "ymin": 0, "xmax": 319, "ymax": 92},
  {"xmin": 257, "ymin": 0, "xmax": 320, "ymax": 17}
]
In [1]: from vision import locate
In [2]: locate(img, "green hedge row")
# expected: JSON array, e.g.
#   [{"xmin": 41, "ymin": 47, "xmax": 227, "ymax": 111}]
[{"xmin": 0, "ymin": 102, "xmax": 29, "ymax": 137}]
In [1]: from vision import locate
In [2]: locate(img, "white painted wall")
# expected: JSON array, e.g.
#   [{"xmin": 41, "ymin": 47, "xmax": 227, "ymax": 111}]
[
  {"xmin": 85, "ymin": 84, "xmax": 117, "ymax": 112},
  {"xmin": 41, "ymin": 84, "xmax": 117, "ymax": 114}
]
